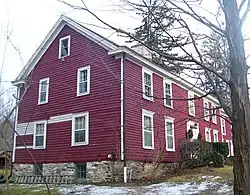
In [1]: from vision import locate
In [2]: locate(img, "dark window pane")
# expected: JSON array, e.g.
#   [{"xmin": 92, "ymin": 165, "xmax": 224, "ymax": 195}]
[
  {"xmin": 79, "ymin": 82, "xmax": 87, "ymax": 93},
  {"xmin": 75, "ymin": 130, "xmax": 85, "ymax": 143},
  {"xmin": 76, "ymin": 163, "xmax": 87, "ymax": 179},
  {"xmin": 35, "ymin": 136, "xmax": 44, "ymax": 146},
  {"xmin": 60, "ymin": 38, "xmax": 69, "ymax": 57}
]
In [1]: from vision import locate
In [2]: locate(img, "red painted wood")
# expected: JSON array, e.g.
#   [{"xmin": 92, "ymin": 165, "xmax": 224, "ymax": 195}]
[
  {"xmin": 16, "ymin": 135, "xmax": 33, "ymax": 147},
  {"xmin": 15, "ymin": 24, "xmax": 232, "ymax": 164},
  {"xmin": 124, "ymin": 60, "xmax": 232, "ymax": 162},
  {"xmin": 15, "ymin": 25, "xmax": 121, "ymax": 163}
]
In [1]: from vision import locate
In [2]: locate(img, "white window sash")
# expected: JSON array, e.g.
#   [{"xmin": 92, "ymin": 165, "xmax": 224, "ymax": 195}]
[
  {"xmin": 163, "ymin": 80, "xmax": 173, "ymax": 108},
  {"xmin": 33, "ymin": 121, "xmax": 47, "ymax": 149},
  {"xmin": 71, "ymin": 112, "xmax": 89, "ymax": 146},
  {"xmin": 165, "ymin": 117, "xmax": 175, "ymax": 151},
  {"xmin": 204, "ymin": 100, "xmax": 210, "ymax": 121},
  {"xmin": 221, "ymin": 118, "xmax": 226, "ymax": 135},
  {"xmin": 205, "ymin": 128, "xmax": 211, "ymax": 142},
  {"xmin": 59, "ymin": 35, "xmax": 71, "ymax": 59},
  {"xmin": 142, "ymin": 109, "xmax": 154, "ymax": 149},
  {"xmin": 188, "ymin": 91, "xmax": 195, "ymax": 116},
  {"xmin": 211, "ymin": 104, "xmax": 217, "ymax": 124},
  {"xmin": 38, "ymin": 78, "xmax": 49, "ymax": 105},
  {"xmin": 77, "ymin": 66, "xmax": 90, "ymax": 96},
  {"xmin": 213, "ymin": 130, "xmax": 219, "ymax": 142},
  {"xmin": 142, "ymin": 68, "xmax": 153, "ymax": 101}
]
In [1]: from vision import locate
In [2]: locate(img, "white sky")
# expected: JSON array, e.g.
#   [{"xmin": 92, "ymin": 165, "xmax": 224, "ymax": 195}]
[{"xmin": 0, "ymin": 0, "xmax": 249, "ymax": 97}]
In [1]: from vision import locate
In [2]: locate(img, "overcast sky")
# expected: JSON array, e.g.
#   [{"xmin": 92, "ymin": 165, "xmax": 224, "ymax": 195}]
[{"xmin": 0, "ymin": 0, "xmax": 249, "ymax": 96}]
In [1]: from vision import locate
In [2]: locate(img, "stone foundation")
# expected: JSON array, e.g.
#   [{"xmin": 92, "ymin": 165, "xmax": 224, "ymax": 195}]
[{"xmin": 13, "ymin": 161, "xmax": 173, "ymax": 183}]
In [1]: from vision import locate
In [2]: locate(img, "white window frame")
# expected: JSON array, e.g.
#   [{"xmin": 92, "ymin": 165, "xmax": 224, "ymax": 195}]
[
  {"xmin": 33, "ymin": 121, "xmax": 47, "ymax": 149},
  {"xmin": 188, "ymin": 91, "xmax": 195, "ymax": 116},
  {"xmin": 203, "ymin": 99, "xmax": 210, "ymax": 121},
  {"xmin": 221, "ymin": 118, "xmax": 226, "ymax": 135},
  {"xmin": 59, "ymin": 35, "xmax": 71, "ymax": 59},
  {"xmin": 142, "ymin": 109, "xmax": 154, "ymax": 149},
  {"xmin": 163, "ymin": 79, "xmax": 173, "ymax": 108},
  {"xmin": 213, "ymin": 130, "xmax": 219, "ymax": 142},
  {"xmin": 38, "ymin": 78, "xmax": 49, "ymax": 105},
  {"xmin": 77, "ymin": 66, "xmax": 91, "ymax": 96},
  {"xmin": 142, "ymin": 68, "xmax": 153, "ymax": 101},
  {"xmin": 205, "ymin": 127, "xmax": 211, "ymax": 142},
  {"xmin": 71, "ymin": 112, "xmax": 89, "ymax": 146},
  {"xmin": 211, "ymin": 103, "xmax": 217, "ymax": 124},
  {"xmin": 165, "ymin": 117, "xmax": 175, "ymax": 151}
]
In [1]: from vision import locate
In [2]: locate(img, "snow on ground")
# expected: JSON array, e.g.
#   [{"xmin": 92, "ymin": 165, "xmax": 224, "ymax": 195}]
[{"xmin": 59, "ymin": 178, "xmax": 233, "ymax": 195}]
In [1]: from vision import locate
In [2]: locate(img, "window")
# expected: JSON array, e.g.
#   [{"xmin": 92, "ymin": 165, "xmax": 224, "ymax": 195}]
[
  {"xmin": 142, "ymin": 68, "xmax": 153, "ymax": 101},
  {"xmin": 221, "ymin": 118, "xmax": 226, "ymax": 135},
  {"xmin": 77, "ymin": 66, "xmax": 90, "ymax": 96},
  {"xmin": 75, "ymin": 163, "xmax": 87, "ymax": 179},
  {"xmin": 163, "ymin": 80, "xmax": 173, "ymax": 108},
  {"xmin": 213, "ymin": 130, "xmax": 219, "ymax": 142},
  {"xmin": 33, "ymin": 122, "xmax": 47, "ymax": 149},
  {"xmin": 38, "ymin": 78, "xmax": 49, "ymax": 104},
  {"xmin": 211, "ymin": 104, "xmax": 217, "ymax": 124},
  {"xmin": 205, "ymin": 128, "xmax": 211, "ymax": 142},
  {"xmin": 72, "ymin": 112, "xmax": 89, "ymax": 146},
  {"xmin": 165, "ymin": 117, "xmax": 175, "ymax": 151},
  {"xmin": 188, "ymin": 91, "xmax": 195, "ymax": 116},
  {"xmin": 59, "ymin": 35, "xmax": 70, "ymax": 58},
  {"xmin": 204, "ymin": 100, "xmax": 210, "ymax": 121},
  {"xmin": 142, "ymin": 109, "xmax": 154, "ymax": 149}
]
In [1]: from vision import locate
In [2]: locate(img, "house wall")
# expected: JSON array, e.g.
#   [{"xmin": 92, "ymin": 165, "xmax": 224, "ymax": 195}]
[
  {"xmin": 14, "ymin": 25, "xmax": 121, "ymax": 164},
  {"xmin": 124, "ymin": 59, "xmax": 232, "ymax": 162}
]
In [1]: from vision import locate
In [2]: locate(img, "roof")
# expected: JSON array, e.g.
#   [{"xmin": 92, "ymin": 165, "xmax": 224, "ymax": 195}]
[{"xmin": 12, "ymin": 15, "xmax": 219, "ymax": 104}]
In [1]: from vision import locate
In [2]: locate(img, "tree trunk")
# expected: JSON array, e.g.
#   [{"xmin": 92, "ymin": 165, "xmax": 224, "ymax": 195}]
[{"xmin": 223, "ymin": 0, "xmax": 250, "ymax": 194}]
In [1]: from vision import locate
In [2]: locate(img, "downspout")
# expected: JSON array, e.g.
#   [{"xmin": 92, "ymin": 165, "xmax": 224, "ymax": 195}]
[
  {"xmin": 121, "ymin": 53, "xmax": 127, "ymax": 183},
  {"xmin": 9, "ymin": 85, "xmax": 20, "ymax": 179}
]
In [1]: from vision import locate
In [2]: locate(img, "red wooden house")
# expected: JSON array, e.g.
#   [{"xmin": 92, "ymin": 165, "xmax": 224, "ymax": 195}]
[{"xmin": 12, "ymin": 15, "xmax": 233, "ymax": 183}]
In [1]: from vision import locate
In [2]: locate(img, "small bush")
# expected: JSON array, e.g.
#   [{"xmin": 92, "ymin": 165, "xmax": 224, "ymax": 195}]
[{"xmin": 212, "ymin": 142, "xmax": 229, "ymax": 157}]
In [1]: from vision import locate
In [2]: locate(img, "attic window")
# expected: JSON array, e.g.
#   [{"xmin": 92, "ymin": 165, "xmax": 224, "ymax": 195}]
[{"xmin": 59, "ymin": 35, "xmax": 70, "ymax": 58}]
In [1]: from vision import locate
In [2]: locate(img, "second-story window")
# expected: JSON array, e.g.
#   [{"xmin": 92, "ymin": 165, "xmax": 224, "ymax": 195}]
[
  {"xmin": 142, "ymin": 68, "xmax": 153, "ymax": 101},
  {"xmin": 211, "ymin": 104, "xmax": 217, "ymax": 124},
  {"xmin": 33, "ymin": 122, "xmax": 47, "ymax": 149},
  {"xmin": 59, "ymin": 35, "xmax": 71, "ymax": 58},
  {"xmin": 221, "ymin": 118, "xmax": 226, "ymax": 135},
  {"xmin": 188, "ymin": 91, "xmax": 195, "ymax": 116},
  {"xmin": 77, "ymin": 66, "xmax": 90, "ymax": 96},
  {"xmin": 204, "ymin": 100, "xmax": 210, "ymax": 121},
  {"xmin": 164, "ymin": 80, "xmax": 173, "ymax": 108},
  {"xmin": 38, "ymin": 78, "xmax": 49, "ymax": 105}
]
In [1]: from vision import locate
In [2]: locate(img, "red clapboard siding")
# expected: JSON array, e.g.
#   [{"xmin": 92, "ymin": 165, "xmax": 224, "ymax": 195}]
[
  {"xmin": 124, "ymin": 59, "xmax": 231, "ymax": 162},
  {"xmin": 15, "ymin": 25, "xmax": 121, "ymax": 163},
  {"xmin": 16, "ymin": 135, "xmax": 33, "ymax": 147}
]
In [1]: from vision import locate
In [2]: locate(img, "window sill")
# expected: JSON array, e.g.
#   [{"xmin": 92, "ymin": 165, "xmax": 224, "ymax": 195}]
[
  {"xmin": 33, "ymin": 146, "xmax": 46, "ymax": 150},
  {"xmin": 38, "ymin": 102, "xmax": 48, "ymax": 105},
  {"xmin": 72, "ymin": 142, "xmax": 89, "ymax": 147},
  {"xmin": 204, "ymin": 118, "xmax": 210, "ymax": 122},
  {"xmin": 142, "ymin": 96, "xmax": 154, "ymax": 102},
  {"xmin": 76, "ymin": 92, "xmax": 90, "ymax": 97},
  {"xmin": 143, "ymin": 146, "xmax": 154, "ymax": 150},
  {"xmin": 166, "ymin": 149, "xmax": 175, "ymax": 152},
  {"xmin": 189, "ymin": 113, "xmax": 196, "ymax": 117},
  {"xmin": 164, "ymin": 104, "xmax": 173, "ymax": 109},
  {"xmin": 58, "ymin": 54, "xmax": 70, "ymax": 59}
]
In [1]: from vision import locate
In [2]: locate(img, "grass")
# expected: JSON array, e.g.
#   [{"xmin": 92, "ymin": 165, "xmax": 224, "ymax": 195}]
[
  {"xmin": 0, "ymin": 185, "xmax": 60, "ymax": 195},
  {"xmin": 166, "ymin": 165, "xmax": 233, "ymax": 183}
]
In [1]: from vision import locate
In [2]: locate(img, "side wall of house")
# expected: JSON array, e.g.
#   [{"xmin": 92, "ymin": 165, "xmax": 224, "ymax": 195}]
[
  {"xmin": 124, "ymin": 59, "xmax": 232, "ymax": 162},
  {"xmin": 14, "ymin": 25, "xmax": 121, "ymax": 164}
]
